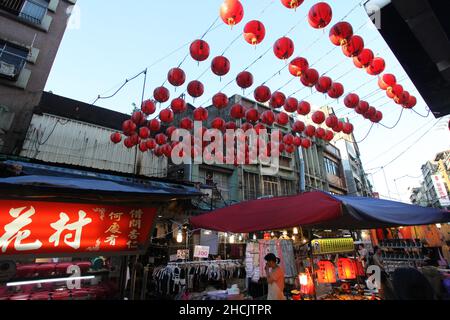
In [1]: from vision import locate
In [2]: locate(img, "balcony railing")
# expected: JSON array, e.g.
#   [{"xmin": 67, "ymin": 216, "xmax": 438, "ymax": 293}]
[{"xmin": 0, "ymin": 0, "xmax": 48, "ymax": 25}]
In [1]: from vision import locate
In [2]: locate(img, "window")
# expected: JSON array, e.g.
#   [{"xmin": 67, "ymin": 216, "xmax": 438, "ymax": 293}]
[
  {"xmin": 280, "ymin": 179, "xmax": 296, "ymax": 196},
  {"xmin": 199, "ymin": 170, "xmax": 230, "ymax": 201},
  {"xmin": 0, "ymin": 40, "xmax": 29, "ymax": 80},
  {"xmin": 0, "ymin": 0, "xmax": 49, "ymax": 24},
  {"xmin": 244, "ymin": 172, "xmax": 261, "ymax": 201},
  {"xmin": 324, "ymin": 158, "xmax": 341, "ymax": 177},
  {"xmin": 263, "ymin": 176, "xmax": 279, "ymax": 197}
]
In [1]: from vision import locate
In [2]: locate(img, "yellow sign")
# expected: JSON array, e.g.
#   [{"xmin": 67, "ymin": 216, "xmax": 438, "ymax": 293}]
[{"xmin": 311, "ymin": 238, "xmax": 355, "ymax": 255}]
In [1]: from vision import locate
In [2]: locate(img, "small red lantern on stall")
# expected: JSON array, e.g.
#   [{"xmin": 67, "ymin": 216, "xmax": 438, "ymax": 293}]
[
  {"xmin": 211, "ymin": 56, "xmax": 231, "ymax": 77},
  {"xmin": 337, "ymin": 258, "xmax": 357, "ymax": 280},
  {"xmin": 236, "ymin": 71, "xmax": 254, "ymax": 89},
  {"xmin": 187, "ymin": 80, "xmax": 205, "ymax": 98},
  {"xmin": 168, "ymin": 68, "xmax": 186, "ymax": 87},
  {"xmin": 301, "ymin": 68, "xmax": 319, "ymax": 87},
  {"xmin": 220, "ymin": 0, "xmax": 244, "ymax": 27},
  {"xmin": 308, "ymin": 2, "xmax": 333, "ymax": 29},
  {"xmin": 317, "ymin": 260, "xmax": 337, "ymax": 284},
  {"xmin": 289, "ymin": 57, "xmax": 309, "ymax": 77},
  {"xmin": 244, "ymin": 20, "xmax": 266, "ymax": 45},
  {"xmin": 299, "ymin": 268, "xmax": 315, "ymax": 296},
  {"xmin": 329, "ymin": 22, "xmax": 354, "ymax": 46},
  {"xmin": 342, "ymin": 35, "xmax": 364, "ymax": 57},
  {"xmin": 273, "ymin": 37, "xmax": 295, "ymax": 60},
  {"xmin": 190, "ymin": 40, "xmax": 210, "ymax": 62}
]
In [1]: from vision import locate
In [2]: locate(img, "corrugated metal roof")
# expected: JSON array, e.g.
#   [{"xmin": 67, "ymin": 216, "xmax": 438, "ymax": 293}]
[{"xmin": 20, "ymin": 113, "xmax": 167, "ymax": 178}]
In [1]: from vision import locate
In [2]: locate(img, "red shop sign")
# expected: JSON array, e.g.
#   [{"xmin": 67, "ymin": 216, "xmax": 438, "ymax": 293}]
[{"xmin": 0, "ymin": 200, "xmax": 156, "ymax": 257}]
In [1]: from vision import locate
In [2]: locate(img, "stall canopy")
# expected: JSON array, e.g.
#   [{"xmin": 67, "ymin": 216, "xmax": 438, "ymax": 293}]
[{"xmin": 190, "ymin": 191, "xmax": 450, "ymax": 232}]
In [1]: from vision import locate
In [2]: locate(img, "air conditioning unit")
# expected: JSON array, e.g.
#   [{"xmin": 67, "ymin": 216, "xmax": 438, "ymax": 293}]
[{"xmin": 0, "ymin": 61, "xmax": 17, "ymax": 78}]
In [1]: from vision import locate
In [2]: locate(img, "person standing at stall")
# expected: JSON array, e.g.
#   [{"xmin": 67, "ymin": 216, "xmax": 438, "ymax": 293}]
[{"xmin": 264, "ymin": 254, "xmax": 286, "ymax": 301}]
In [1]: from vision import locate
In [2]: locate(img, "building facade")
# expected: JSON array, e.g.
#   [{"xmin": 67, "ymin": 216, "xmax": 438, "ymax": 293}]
[{"xmin": 0, "ymin": 0, "xmax": 75, "ymax": 155}]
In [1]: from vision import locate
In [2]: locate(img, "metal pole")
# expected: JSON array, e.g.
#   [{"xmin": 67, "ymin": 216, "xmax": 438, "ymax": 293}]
[{"xmin": 381, "ymin": 167, "xmax": 392, "ymax": 200}]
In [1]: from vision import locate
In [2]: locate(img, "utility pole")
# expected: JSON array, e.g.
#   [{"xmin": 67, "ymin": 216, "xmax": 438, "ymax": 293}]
[{"xmin": 381, "ymin": 166, "xmax": 392, "ymax": 200}]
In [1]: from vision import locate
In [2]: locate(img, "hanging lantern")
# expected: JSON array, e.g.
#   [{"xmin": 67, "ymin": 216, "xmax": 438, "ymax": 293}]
[
  {"xmin": 159, "ymin": 108, "xmax": 174, "ymax": 124},
  {"xmin": 270, "ymin": 91, "xmax": 287, "ymax": 109},
  {"xmin": 131, "ymin": 111, "xmax": 145, "ymax": 125},
  {"xmin": 192, "ymin": 107, "xmax": 208, "ymax": 122},
  {"xmin": 312, "ymin": 110, "xmax": 326, "ymax": 125},
  {"xmin": 378, "ymin": 73, "xmax": 397, "ymax": 90},
  {"xmin": 220, "ymin": 0, "xmax": 244, "ymax": 27},
  {"xmin": 211, "ymin": 117, "xmax": 226, "ymax": 130},
  {"xmin": 325, "ymin": 115, "xmax": 338, "ymax": 128},
  {"xmin": 122, "ymin": 120, "xmax": 137, "ymax": 135},
  {"xmin": 371, "ymin": 110, "xmax": 383, "ymax": 123},
  {"xmin": 284, "ymin": 97, "xmax": 299, "ymax": 113},
  {"xmin": 254, "ymin": 85, "xmax": 272, "ymax": 103},
  {"xmin": 332, "ymin": 121, "xmax": 344, "ymax": 133},
  {"xmin": 299, "ymin": 269, "xmax": 315, "ymax": 296},
  {"xmin": 236, "ymin": 71, "xmax": 254, "ymax": 89},
  {"xmin": 315, "ymin": 76, "xmax": 332, "ymax": 93},
  {"xmin": 212, "ymin": 92, "xmax": 229, "ymax": 109},
  {"xmin": 329, "ymin": 22, "xmax": 354, "ymax": 46},
  {"xmin": 154, "ymin": 86, "xmax": 170, "ymax": 103},
  {"xmin": 170, "ymin": 98, "xmax": 187, "ymax": 114},
  {"xmin": 245, "ymin": 108, "xmax": 260, "ymax": 123},
  {"xmin": 342, "ymin": 35, "xmax": 364, "ymax": 57},
  {"xmin": 297, "ymin": 101, "xmax": 311, "ymax": 115},
  {"xmin": 225, "ymin": 121, "xmax": 238, "ymax": 130},
  {"xmin": 244, "ymin": 20, "xmax": 266, "ymax": 45},
  {"xmin": 273, "ymin": 37, "xmax": 295, "ymax": 60},
  {"xmin": 289, "ymin": 57, "xmax": 309, "ymax": 77},
  {"xmin": 308, "ymin": 2, "xmax": 333, "ymax": 29},
  {"xmin": 305, "ymin": 125, "xmax": 316, "ymax": 137},
  {"xmin": 292, "ymin": 120, "xmax": 305, "ymax": 133},
  {"xmin": 364, "ymin": 106, "xmax": 377, "ymax": 120},
  {"xmin": 261, "ymin": 110, "xmax": 276, "ymax": 126},
  {"xmin": 277, "ymin": 112, "xmax": 290, "ymax": 126},
  {"xmin": 356, "ymin": 100, "xmax": 370, "ymax": 114},
  {"xmin": 129, "ymin": 134, "xmax": 140, "ymax": 146},
  {"xmin": 241, "ymin": 123, "xmax": 254, "ymax": 132},
  {"xmin": 162, "ymin": 144, "xmax": 173, "ymax": 158},
  {"xmin": 403, "ymin": 95, "xmax": 417, "ymax": 109},
  {"xmin": 187, "ymin": 80, "xmax": 205, "ymax": 98},
  {"xmin": 327, "ymin": 82, "xmax": 344, "ymax": 99},
  {"xmin": 395, "ymin": 90, "xmax": 410, "ymax": 105},
  {"xmin": 317, "ymin": 261, "xmax": 337, "ymax": 284},
  {"xmin": 139, "ymin": 141, "xmax": 148, "ymax": 153},
  {"xmin": 254, "ymin": 123, "xmax": 266, "ymax": 135},
  {"xmin": 281, "ymin": 0, "xmax": 304, "ymax": 10},
  {"xmin": 293, "ymin": 136, "xmax": 302, "ymax": 147},
  {"xmin": 354, "ymin": 48, "xmax": 374, "ymax": 68},
  {"xmin": 146, "ymin": 139, "xmax": 157, "ymax": 150},
  {"xmin": 367, "ymin": 57, "xmax": 386, "ymax": 76},
  {"xmin": 166, "ymin": 126, "xmax": 177, "ymax": 138},
  {"xmin": 155, "ymin": 133, "xmax": 168, "ymax": 146},
  {"xmin": 352, "ymin": 259, "xmax": 366, "ymax": 277},
  {"xmin": 300, "ymin": 68, "xmax": 319, "ymax": 87},
  {"xmin": 138, "ymin": 127, "xmax": 150, "ymax": 139},
  {"xmin": 316, "ymin": 127, "xmax": 326, "ymax": 139},
  {"xmin": 342, "ymin": 122, "xmax": 354, "ymax": 135},
  {"xmin": 387, "ymin": 84, "xmax": 404, "ymax": 99},
  {"xmin": 344, "ymin": 93, "xmax": 360, "ymax": 108},
  {"xmin": 285, "ymin": 144, "xmax": 295, "ymax": 154},
  {"xmin": 167, "ymin": 68, "xmax": 186, "ymax": 87},
  {"xmin": 190, "ymin": 39, "xmax": 210, "ymax": 62},
  {"xmin": 230, "ymin": 104, "xmax": 246, "ymax": 119},
  {"xmin": 283, "ymin": 133, "xmax": 294, "ymax": 145},
  {"xmin": 324, "ymin": 130, "xmax": 334, "ymax": 142},
  {"xmin": 123, "ymin": 137, "xmax": 133, "ymax": 149},
  {"xmin": 141, "ymin": 99, "xmax": 156, "ymax": 115},
  {"xmin": 148, "ymin": 118, "xmax": 161, "ymax": 132},
  {"xmin": 301, "ymin": 138, "xmax": 312, "ymax": 149},
  {"xmin": 337, "ymin": 258, "xmax": 357, "ymax": 280},
  {"xmin": 180, "ymin": 117, "xmax": 194, "ymax": 130},
  {"xmin": 110, "ymin": 132, "xmax": 122, "ymax": 144},
  {"xmin": 211, "ymin": 56, "xmax": 231, "ymax": 77}
]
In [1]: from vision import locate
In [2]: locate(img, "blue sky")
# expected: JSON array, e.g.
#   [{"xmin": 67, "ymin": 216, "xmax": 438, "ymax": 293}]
[{"xmin": 46, "ymin": 0, "xmax": 450, "ymax": 202}]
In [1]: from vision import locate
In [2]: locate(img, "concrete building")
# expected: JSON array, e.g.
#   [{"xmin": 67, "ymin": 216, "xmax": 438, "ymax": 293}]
[
  {"xmin": 0, "ymin": 0, "xmax": 76, "ymax": 155},
  {"xmin": 421, "ymin": 160, "xmax": 441, "ymax": 208}
]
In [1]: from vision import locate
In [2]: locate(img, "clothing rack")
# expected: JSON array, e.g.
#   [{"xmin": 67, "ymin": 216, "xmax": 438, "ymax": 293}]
[{"xmin": 167, "ymin": 260, "xmax": 241, "ymax": 266}]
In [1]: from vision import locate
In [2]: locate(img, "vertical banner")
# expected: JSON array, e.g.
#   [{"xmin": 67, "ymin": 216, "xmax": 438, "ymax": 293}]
[{"xmin": 431, "ymin": 174, "xmax": 450, "ymax": 207}]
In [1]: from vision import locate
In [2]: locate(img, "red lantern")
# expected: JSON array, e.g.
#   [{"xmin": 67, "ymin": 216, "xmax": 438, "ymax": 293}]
[
  {"xmin": 170, "ymin": 98, "xmax": 187, "ymax": 114},
  {"xmin": 241, "ymin": 123, "xmax": 254, "ymax": 132},
  {"xmin": 283, "ymin": 133, "xmax": 294, "ymax": 145},
  {"xmin": 371, "ymin": 110, "xmax": 383, "ymax": 123},
  {"xmin": 211, "ymin": 56, "xmax": 231, "ymax": 77},
  {"xmin": 297, "ymin": 101, "xmax": 311, "ymax": 116},
  {"xmin": 155, "ymin": 133, "xmax": 168, "ymax": 146},
  {"xmin": 236, "ymin": 71, "xmax": 254, "ymax": 89},
  {"xmin": 301, "ymin": 68, "xmax": 319, "ymax": 87},
  {"xmin": 187, "ymin": 80, "xmax": 204, "ymax": 98},
  {"xmin": 166, "ymin": 126, "xmax": 177, "ymax": 138},
  {"xmin": 273, "ymin": 37, "xmax": 295, "ymax": 60},
  {"xmin": 154, "ymin": 86, "xmax": 170, "ymax": 103},
  {"xmin": 162, "ymin": 144, "xmax": 173, "ymax": 158},
  {"xmin": 367, "ymin": 57, "xmax": 386, "ymax": 76},
  {"xmin": 293, "ymin": 120, "xmax": 305, "ymax": 133},
  {"xmin": 277, "ymin": 112, "xmax": 290, "ymax": 126},
  {"xmin": 159, "ymin": 108, "xmax": 174, "ymax": 124},
  {"xmin": 230, "ymin": 104, "xmax": 246, "ymax": 119},
  {"xmin": 305, "ymin": 125, "xmax": 316, "ymax": 137},
  {"xmin": 289, "ymin": 57, "xmax": 309, "ymax": 77},
  {"xmin": 141, "ymin": 99, "xmax": 156, "ymax": 115},
  {"xmin": 212, "ymin": 93, "xmax": 229, "ymax": 109},
  {"xmin": 139, "ymin": 141, "xmax": 148, "ymax": 153},
  {"xmin": 404, "ymin": 95, "xmax": 417, "ymax": 109},
  {"xmin": 329, "ymin": 22, "xmax": 353, "ymax": 46},
  {"xmin": 354, "ymin": 48, "xmax": 374, "ymax": 68},
  {"xmin": 342, "ymin": 122, "xmax": 354, "ymax": 135},
  {"xmin": 220, "ymin": 0, "xmax": 244, "ymax": 27},
  {"xmin": 316, "ymin": 127, "xmax": 326, "ymax": 139},
  {"xmin": 325, "ymin": 115, "xmax": 338, "ymax": 128},
  {"xmin": 315, "ymin": 76, "xmax": 332, "ymax": 93},
  {"xmin": 301, "ymin": 138, "xmax": 312, "ymax": 149},
  {"xmin": 190, "ymin": 40, "xmax": 210, "ymax": 62},
  {"xmin": 180, "ymin": 117, "xmax": 194, "ymax": 130},
  {"xmin": 211, "ymin": 117, "xmax": 226, "ymax": 130},
  {"xmin": 122, "ymin": 121, "xmax": 135, "ymax": 135},
  {"xmin": 364, "ymin": 107, "xmax": 377, "ymax": 119},
  {"xmin": 328, "ymin": 82, "xmax": 344, "ymax": 99},
  {"xmin": 281, "ymin": 0, "xmax": 304, "ymax": 10},
  {"xmin": 148, "ymin": 119, "xmax": 161, "ymax": 132},
  {"xmin": 146, "ymin": 139, "xmax": 157, "ymax": 150},
  {"xmin": 312, "ymin": 110, "xmax": 326, "ymax": 125},
  {"xmin": 129, "ymin": 134, "xmax": 140, "ymax": 146},
  {"xmin": 317, "ymin": 261, "xmax": 337, "ymax": 284},
  {"xmin": 324, "ymin": 130, "xmax": 334, "ymax": 142},
  {"xmin": 167, "ymin": 68, "xmax": 186, "ymax": 87},
  {"xmin": 342, "ymin": 35, "xmax": 364, "ymax": 57},
  {"xmin": 110, "ymin": 132, "xmax": 122, "ymax": 144},
  {"xmin": 344, "ymin": 93, "xmax": 360, "ymax": 108},
  {"xmin": 123, "ymin": 138, "xmax": 133, "ymax": 149},
  {"xmin": 254, "ymin": 85, "xmax": 272, "ymax": 103},
  {"xmin": 284, "ymin": 97, "xmax": 299, "ymax": 113},
  {"xmin": 225, "ymin": 121, "xmax": 238, "ymax": 130},
  {"xmin": 131, "ymin": 111, "xmax": 145, "ymax": 125},
  {"xmin": 286, "ymin": 144, "xmax": 295, "ymax": 154},
  {"xmin": 337, "ymin": 258, "xmax": 357, "ymax": 280},
  {"xmin": 193, "ymin": 107, "xmax": 208, "ymax": 122},
  {"xmin": 378, "ymin": 73, "xmax": 397, "ymax": 90},
  {"xmin": 357, "ymin": 100, "xmax": 370, "ymax": 114},
  {"xmin": 395, "ymin": 90, "xmax": 410, "ymax": 105},
  {"xmin": 246, "ymin": 108, "xmax": 260, "ymax": 123},
  {"xmin": 387, "ymin": 84, "xmax": 404, "ymax": 99},
  {"xmin": 138, "ymin": 127, "xmax": 150, "ymax": 139},
  {"xmin": 261, "ymin": 110, "xmax": 276, "ymax": 126},
  {"xmin": 254, "ymin": 123, "xmax": 266, "ymax": 135},
  {"xmin": 270, "ymin": 91, "xmax": 287, "ymax": 109},
  {"xmin": 333, "ymin": 121, "xmax": 344, "ymax": 133},
  {"xmin": 293, "ymin": 136, "xmax": 302, "ymax": 147},
  {"xmin": 244, "ymin": 20, "xmax": 266, "ymax": 45},
  {"xmin": 308, "ymin": 2, "xmax": 333, "ymax": 29}
]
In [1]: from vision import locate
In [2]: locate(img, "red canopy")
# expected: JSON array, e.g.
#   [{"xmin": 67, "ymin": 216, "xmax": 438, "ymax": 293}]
[{"xmin": 190, "ymin": 192, "xmax": 342, "ymax": 233}]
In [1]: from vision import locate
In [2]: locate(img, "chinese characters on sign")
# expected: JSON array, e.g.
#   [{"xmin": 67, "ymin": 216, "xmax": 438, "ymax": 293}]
[
  {"xmin": 0, "ymin": 201, "xmax": 156, "ymax": 256},
  {"xmin": 431, "ymin": 174, "xmax": 450, "ymax": 207}
]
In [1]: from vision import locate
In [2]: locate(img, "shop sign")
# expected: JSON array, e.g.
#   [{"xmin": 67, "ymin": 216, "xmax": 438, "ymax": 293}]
[
  {"xmin": 0, "ymin": 200, "xmax": 156, "ymax": 256},
  {"xmin": 193, "ymin": 245, "xmax": 210, "ymax": 259},
  {"xmin": 431, "ymin": 174, "xmax": 450, "ymax": 207},
  {"xmin": 311, "ymin": 238, "xmax": 355, "ymax": 255},
  {"xmin": 177, "ymin": 249, "xmax": 189, "ymax": 260}
]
